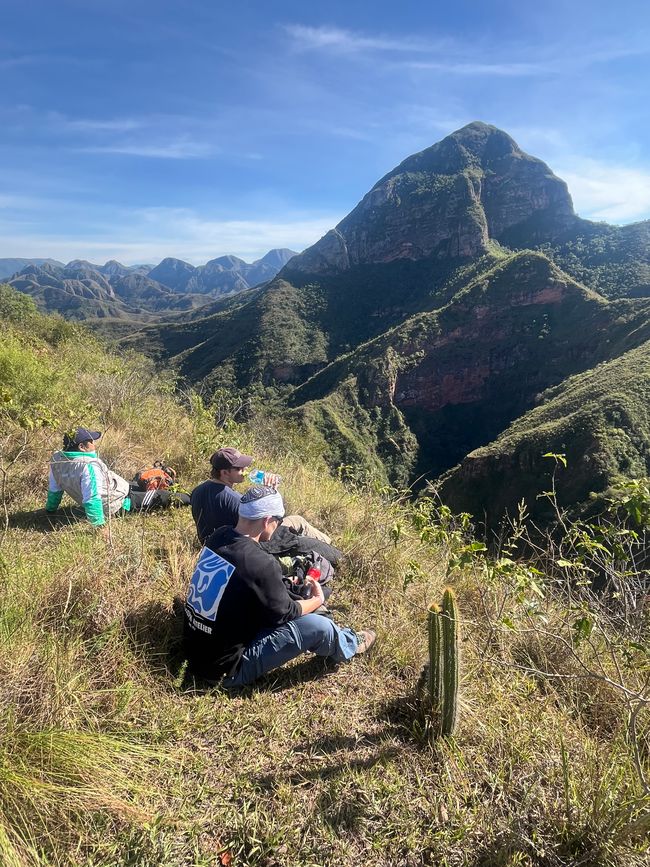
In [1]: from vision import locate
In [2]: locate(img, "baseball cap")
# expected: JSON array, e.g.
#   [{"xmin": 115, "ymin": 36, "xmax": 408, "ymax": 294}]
[
  {"xmin": 63, "ymin": 427, "xmax": 102, "ymax": 449},
  {"xmin": 210, "ymin": 447, "xmax": 253, "ymax": 471}
]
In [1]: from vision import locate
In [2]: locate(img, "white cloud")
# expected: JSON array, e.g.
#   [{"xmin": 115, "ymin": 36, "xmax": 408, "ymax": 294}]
[
  {"xmin": 406, "ymin": 60, "xmax": 546, "ymax": 76},
  {"xmin": 0, "ymin": 208, "xmax": 342, "ymax": 265},
  {"xmin": 559, "ymin": 160, "xmax": 650, "ymax": 222},
  {"xmin": 283, "ymin": 24, "xmax": 650, "ymax": 79},
  {"xmin": 283, "ymin": 24, "xmax": 444, "ymax": 54},
  {"xmin": 59, "ymin": 117, "xmax": 145, "ymax": 133},
  {"xmin": 76, "ymin": 138, "xmax": 216, "ymax": 159}
]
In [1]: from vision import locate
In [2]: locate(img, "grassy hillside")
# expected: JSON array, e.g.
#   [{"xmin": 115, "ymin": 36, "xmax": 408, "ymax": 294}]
[
  {"xmin": 1, "ymin": 284, "xmax": 648, "ymax": 865},
  {"xmin": 440, "ymin": 338, "xmax": 650, "ymax": 526},
  {"xmin": 288, "ymin": 252, "xmax": 650, "ymax": 489},
  {"xmin": 126, "ymin": 253, "xmax": 507, "ymax": 392}
]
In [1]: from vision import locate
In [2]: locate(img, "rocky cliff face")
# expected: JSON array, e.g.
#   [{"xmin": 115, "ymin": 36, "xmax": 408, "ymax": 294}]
[
  {"xmin": 439, "ymin": 340, "xmax": 650, "ymax": 526},
  {"xmin": 287, "ymin": 122, "xmax": 574, "ymax": 276},
  {"xmin": 289, "ymin": 252, "xmax": 650, "ymax": 484}
]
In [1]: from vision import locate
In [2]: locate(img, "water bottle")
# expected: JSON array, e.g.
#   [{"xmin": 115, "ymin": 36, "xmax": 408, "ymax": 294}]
[
  {"xmin": 248, "ymin": 469, "xmax": 281, "ymax": 485},
  {"xmin": 303, "ymin": 566, "xmax": 321, "ymax": 599}
]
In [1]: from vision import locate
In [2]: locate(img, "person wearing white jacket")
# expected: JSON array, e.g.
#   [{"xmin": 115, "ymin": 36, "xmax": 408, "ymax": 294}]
[{"xmin": 46, "ymin": 427, "xmax": 189, "ymax": 527}]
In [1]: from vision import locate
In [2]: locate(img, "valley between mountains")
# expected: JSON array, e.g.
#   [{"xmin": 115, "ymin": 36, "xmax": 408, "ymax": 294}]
[{"xmin": 7, "ymin": 121, "xmax": 650, "ymax": 525}]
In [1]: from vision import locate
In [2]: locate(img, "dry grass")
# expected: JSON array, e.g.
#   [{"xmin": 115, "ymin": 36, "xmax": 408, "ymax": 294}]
[
  {"xmin": 2, "ymin": 430, "xmax": 648, "ymax": 865},
  {"xmin": 0, "ymin": 312, "xmax": 648, "ymax": 864}
]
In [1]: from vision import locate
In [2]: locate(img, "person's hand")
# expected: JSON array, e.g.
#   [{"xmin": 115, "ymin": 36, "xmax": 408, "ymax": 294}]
[
  {"xmin": 305, "ymin": 577, "xmax": 324, "ymax": 605},
  {"xmin": 263, "ymin": 472, "xmax": 281, "ymax": 489}
]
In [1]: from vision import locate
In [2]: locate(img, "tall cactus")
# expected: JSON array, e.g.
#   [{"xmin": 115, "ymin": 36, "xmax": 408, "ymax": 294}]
[
  {"xmin": 427, "ymin": 603, "xmax": 444, "ymax": 720},
  {"xmin": 440, "ymin": 587, "xmax": 460, "ymax": 736},
  {"xmin": 426, "ymin": 587, "xmax": 460, "ymax": 738}
]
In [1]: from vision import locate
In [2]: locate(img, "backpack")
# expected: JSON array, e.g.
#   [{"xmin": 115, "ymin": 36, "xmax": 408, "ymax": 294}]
[
  {"xmin": 133, "ymin": 461, "xmax": 177, "ymax": 491},
  {"xmin": 278, "ymin": 550, "xmax": 336, "ymax": 599}
]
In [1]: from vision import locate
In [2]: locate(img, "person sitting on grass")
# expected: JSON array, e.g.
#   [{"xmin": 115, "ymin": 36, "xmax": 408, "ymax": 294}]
[
  {"xmin": 190, "ymin": 446, "xmax": 331, "ymax": 544},
  {"xmin": 46, "ymin": 427, "xmax": 189, "ymax": 529},
  {"xmin": 183, "ymin": 485, "xmax": 376, "ymax": 687}
]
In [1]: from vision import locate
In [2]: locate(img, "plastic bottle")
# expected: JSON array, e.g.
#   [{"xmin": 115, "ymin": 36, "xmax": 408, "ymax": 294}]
[
  {"xmin": 303, "ymin": 566, "xmax": 321, "ymax": 599},
  {"xmin": 248, "ymin": 469, "xmax": 282, "ymax": 485}
]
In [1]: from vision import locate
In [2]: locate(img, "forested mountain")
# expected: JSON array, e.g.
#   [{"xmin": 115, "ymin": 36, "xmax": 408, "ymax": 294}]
[
  {"xmin": 5, "ymin": 123, "xmax": 648, "ymax": 522},
  {"xmin": 129, "ymin": 122, "xmax": 650, "ymax": 523}
]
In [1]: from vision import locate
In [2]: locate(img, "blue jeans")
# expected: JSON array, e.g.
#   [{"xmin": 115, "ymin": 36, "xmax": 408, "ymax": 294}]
[{"xmin": 223, "ymin": 614, "xmax": 359, "ymax": 687}]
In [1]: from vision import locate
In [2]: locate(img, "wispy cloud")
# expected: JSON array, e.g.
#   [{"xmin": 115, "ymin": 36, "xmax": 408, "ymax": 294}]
[
  {"xmin": 57, "ymin": 117, "xmax": 144, "ymax": 133},
  {"xmin": 577, "ymin": 39, "xmax": 650, "ymax": 66},
  {"xmin": 406, "ymin": 61, "xmax": 546, "ymax": 76},
  {"xmin": 0, "ymin": 54, "xmax": 43, "ymax": 69},
  {"xmin": 0, "ymin": 207, "xmax": 342, "ymax": 264},
  {"xmin": 283, "ymin": 23, "xmax": 650, "ymax": 77},
  {"xmin": 0, "ymin": 53, "xmax": 99, "ymax": 70},
  {"xmin": 283, "ymin": 24, "xmax": 553, "ymax": 77},
  {"xmin": 283, "ymin": 24, "xmax": 439, "ymax": 53},
  {"xmin": 559, "ymin": 160, "xmax": 650, "ymax": 222},
  {"xmin": 0, "ymin": 193, "xmax": 56, "ymax": 210},
  {"xmin": 76, "ymin": 138, "xmax": 216, "ymax": 159}
]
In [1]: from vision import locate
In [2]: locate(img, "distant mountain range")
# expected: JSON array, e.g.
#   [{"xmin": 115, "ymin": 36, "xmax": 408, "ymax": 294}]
[
  {"xmin": 0, "ymin": 258, "xmax": 65, "ymax": 279},
  {"xmin": 0, "ymin": 249, "xmax": 297, "ymax": 320},
  {"xmin": 6, "ymin": 124, "xmax": 650, "ymax": 526},
  {"xmin": 125, "ymin": 122, "xmax": 650, "ymax": 526}
]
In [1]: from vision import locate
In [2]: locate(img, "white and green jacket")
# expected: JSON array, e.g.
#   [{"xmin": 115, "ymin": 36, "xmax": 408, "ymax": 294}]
[{"xmin": 46, "ymin": 450, "xmax": 131, "ymax": 527}]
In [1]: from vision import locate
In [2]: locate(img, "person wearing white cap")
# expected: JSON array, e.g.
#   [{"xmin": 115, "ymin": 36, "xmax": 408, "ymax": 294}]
[{"xmin": 183, "ymin": 485, "xmax": 376, "ymax": 686}]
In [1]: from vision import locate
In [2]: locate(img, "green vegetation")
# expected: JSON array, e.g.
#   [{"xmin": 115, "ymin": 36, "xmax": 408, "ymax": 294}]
[
  {"xmin": 426, "ymin": 587, "xmax": 460, "ymax": 738},
  {"xmin": 440, "ymin": 338, "xmax": 650, "ymax": 526},
  {"xmin": 66, "ymin": 123, "xmax": 645, "ymax": 535},
  {"xmin": 286, "ymin": 252, "xmax": 650, "ymax": 495},
  {"xmin": 539, "ymin": 221, "xmax": 650, "ymax": 300},
  {"xmin": 1, "ymin": 283, "xmax": 648, "ymax": 864}
]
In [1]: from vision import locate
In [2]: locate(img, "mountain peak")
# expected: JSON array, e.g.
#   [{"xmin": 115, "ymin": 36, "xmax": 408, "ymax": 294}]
[
  {"xmin": 449, "ymin": 120, "xmax": 517, "ymax": 150},
  {"xmin": 389, "ymin": 121, "xmax": 520, "ymax": 178},
  {"xmin": 285, "ymin": 123, "xmax": 574, "ymax": 277}
]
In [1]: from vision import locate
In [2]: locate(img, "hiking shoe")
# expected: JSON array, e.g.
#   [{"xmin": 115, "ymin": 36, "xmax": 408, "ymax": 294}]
[{"xmin": 355, "ymin": 629, "xmax": 377, "ymax": 655}]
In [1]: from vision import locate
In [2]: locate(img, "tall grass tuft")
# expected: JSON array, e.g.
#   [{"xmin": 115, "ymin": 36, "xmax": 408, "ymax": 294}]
[{"xmin": 0, "ymin": 722, "xmax": 162, "ymax": 866}]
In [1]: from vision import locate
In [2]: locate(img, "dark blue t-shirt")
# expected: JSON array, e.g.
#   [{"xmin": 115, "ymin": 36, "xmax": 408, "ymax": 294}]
[{"xmin": 190, "ymin": 480, "xmax": 242, "ymax": 543}]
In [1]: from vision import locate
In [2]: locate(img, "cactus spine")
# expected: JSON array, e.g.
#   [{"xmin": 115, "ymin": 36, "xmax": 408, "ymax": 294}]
[{"xmin": 426, "ymin": 587, "xmax": 460, "ymax": 737}]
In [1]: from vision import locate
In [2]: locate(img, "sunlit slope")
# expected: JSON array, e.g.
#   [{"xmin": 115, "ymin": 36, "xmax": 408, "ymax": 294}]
[
  {"xmin": 287, "ymin": 252, "xmax": 650, "ymax": 487},
  {"xmin": 439, "ymin": 338, "xmax": 650, "ymax": 525}
]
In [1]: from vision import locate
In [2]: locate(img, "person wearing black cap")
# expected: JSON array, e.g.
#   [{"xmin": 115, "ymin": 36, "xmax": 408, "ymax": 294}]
[
  {"xmin": 184, "ymin": 485, "xmax": 376, "ymax": 686},
  {"xmin": 46, "ymin": 428, "xmax": 130, "ymax": 527},
  {"xmin": 190, "ymin": 447, "xmax": 253, "ymax": 544},
  {"xmin": 46, "ymin": 426, "xmax": 189, "ymax": 528},
  {"xmin": 190, "ymin": 447, "xmax": 330, "ymax": 545}
]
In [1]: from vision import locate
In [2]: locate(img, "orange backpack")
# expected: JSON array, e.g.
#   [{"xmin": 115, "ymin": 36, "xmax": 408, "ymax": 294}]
[{"xmin": 134, "ymin": 461, "xmax": 177, "ymax": 491}]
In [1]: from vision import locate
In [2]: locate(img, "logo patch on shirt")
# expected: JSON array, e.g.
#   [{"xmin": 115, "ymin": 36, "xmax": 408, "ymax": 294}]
[{"xmin": 186, "ymin": 547, "xmax": 235, "ymax": 622}]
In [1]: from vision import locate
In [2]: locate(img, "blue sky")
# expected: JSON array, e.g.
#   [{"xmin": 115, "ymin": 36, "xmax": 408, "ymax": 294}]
[{"xmin": 1, "ymin": 0, "xmax": 650, "ymax": 265}]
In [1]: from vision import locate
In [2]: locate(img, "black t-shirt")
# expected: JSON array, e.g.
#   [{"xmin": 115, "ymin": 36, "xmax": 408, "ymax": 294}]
[
  {"xmin": 190, "ymin": 479, "xmax": 241, "ymax": 543},
  {"xmin": 183, "ymin": 526, "xmax": 302, "ymax": 679}
]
